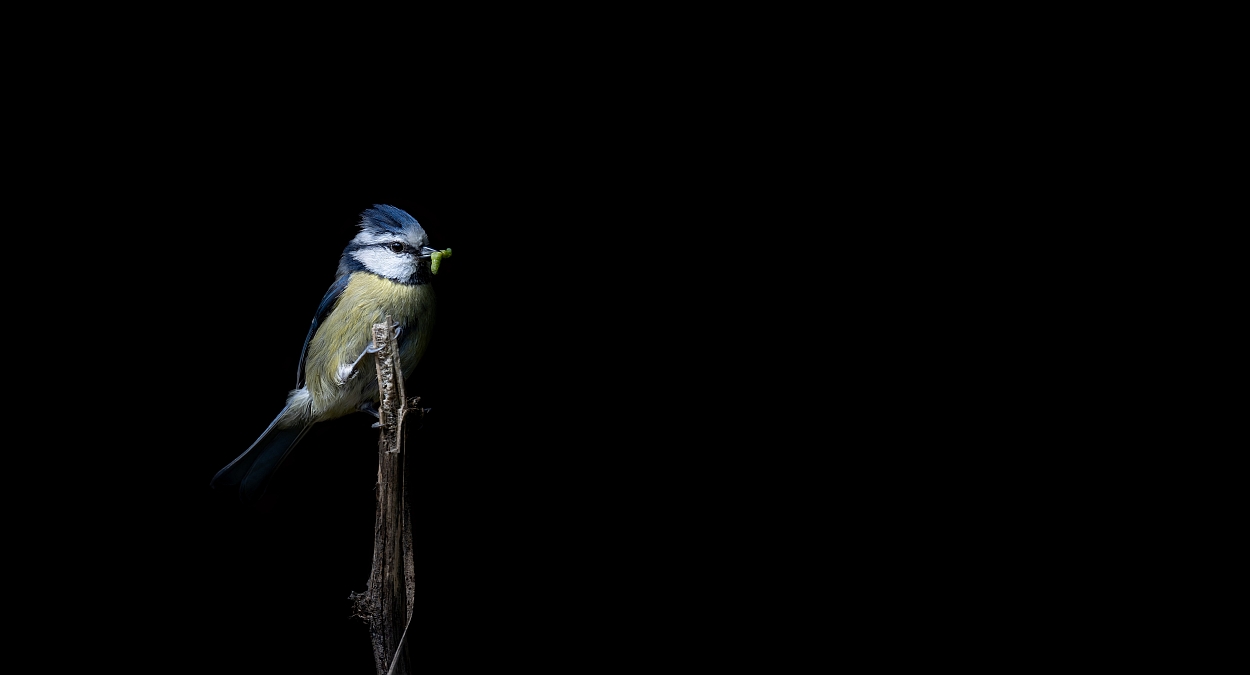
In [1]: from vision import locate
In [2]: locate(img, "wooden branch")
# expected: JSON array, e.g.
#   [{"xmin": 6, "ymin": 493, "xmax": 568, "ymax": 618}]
[
  {"xmin": 386, "ymin": 614, "xmax": 414, "ymax": 675},
  {"xmin": 354, "ymin": 315, "xmax": 417, "ymax": 675}
]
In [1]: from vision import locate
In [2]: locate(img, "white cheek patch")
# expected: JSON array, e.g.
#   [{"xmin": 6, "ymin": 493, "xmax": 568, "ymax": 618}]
[{"xmin": 351, "ymin": 248, "xmax": 415, "ymax": 280}]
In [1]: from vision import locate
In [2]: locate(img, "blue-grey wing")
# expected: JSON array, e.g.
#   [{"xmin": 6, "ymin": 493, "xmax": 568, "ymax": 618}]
[{"xmin": 296, "ymin": 273, "xmax": 351, "ymax": 388}]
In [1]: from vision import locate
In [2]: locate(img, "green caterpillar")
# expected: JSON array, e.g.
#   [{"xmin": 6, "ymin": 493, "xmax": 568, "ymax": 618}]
[{"xmin": 431, "ymin": 248, "xmax": 452, "ymax": 275}]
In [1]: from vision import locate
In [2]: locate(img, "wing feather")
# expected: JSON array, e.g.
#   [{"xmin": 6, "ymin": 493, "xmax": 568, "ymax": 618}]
[{"xmin": 297, "ymin": 274, "xmax": 351, "ymax": 388}]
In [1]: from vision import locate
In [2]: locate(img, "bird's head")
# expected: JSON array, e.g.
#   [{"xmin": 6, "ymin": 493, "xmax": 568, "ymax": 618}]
[{"xmin": 338, "ymin": 204, "xmax": 439, "ymax": 284}]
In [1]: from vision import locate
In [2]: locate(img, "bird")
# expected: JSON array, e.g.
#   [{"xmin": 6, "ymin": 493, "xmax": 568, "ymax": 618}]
[{"xmin": 211, "ymin": 204, "xmax": 442, "ymax": 501}]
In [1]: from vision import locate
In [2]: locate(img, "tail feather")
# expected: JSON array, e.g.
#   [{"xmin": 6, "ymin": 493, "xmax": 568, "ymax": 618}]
[{"xmin": 211, "ymin": 412, "xmax": 314, "ymax": 502}]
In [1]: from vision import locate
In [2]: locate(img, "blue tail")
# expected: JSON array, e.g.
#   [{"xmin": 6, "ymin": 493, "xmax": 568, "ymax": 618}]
[{"xmin": 211, "ymin": 410, "xmax": 314, "ymax": 502}]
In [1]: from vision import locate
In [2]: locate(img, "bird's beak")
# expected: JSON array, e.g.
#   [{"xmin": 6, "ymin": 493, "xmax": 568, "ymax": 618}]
[{"xmin": 419, "ymin": 246, "xmax": 439, "ymax": 259}]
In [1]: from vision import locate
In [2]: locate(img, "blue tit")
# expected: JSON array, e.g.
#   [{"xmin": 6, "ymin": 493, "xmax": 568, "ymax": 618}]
[{"xmin": 211, "ymin": 204, "xmax": 440, "ymax": 501}]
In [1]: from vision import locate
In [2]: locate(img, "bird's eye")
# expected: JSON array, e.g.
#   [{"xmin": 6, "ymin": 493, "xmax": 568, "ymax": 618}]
[{"xmin": 388, "ymin": 242, "xmax": 405, "ymax": 253}]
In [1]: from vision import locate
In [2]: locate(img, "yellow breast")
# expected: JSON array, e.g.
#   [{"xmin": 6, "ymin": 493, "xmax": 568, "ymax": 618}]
[{"xmin": 302, "ymin": 273, "xmax": 435, "ymax": 416}]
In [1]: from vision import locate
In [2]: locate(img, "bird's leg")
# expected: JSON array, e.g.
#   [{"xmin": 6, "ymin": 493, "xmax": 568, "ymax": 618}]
[
  {"xmin": 335, "ymin": 323, "xmax": 404, "ymax": 386},
  {"xmin": 335, "ymin": 344, "xmax": 378, "ymax": 385},
  {"xmin": 358, "ymin": 401, "xmax": 385, "ymax": 427}
]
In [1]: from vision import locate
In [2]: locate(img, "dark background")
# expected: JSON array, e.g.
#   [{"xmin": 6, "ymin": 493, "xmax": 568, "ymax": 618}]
[
  {"xmin": 51, "ymin": 141, "xmax": 706, "ymax": 672},
  {"xmin": 10, "ymin": 28, "xmax": 798, "ymax": 671}
]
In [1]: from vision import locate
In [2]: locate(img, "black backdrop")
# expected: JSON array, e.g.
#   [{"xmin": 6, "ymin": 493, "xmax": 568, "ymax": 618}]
[
  {"xmin": 11, "ymin": 36, "xmax": 802, "ymax": 669},
  {"xmin": 55, "ymin": 146, "xmax": 675, "ymax": 672}
]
